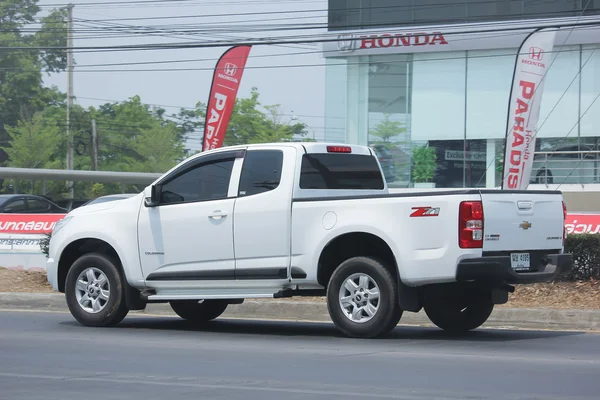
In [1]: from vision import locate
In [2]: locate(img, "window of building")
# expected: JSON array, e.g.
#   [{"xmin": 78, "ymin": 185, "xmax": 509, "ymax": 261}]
[
  {"xmin": 238, "ymin": 150, "xmax": 284, "ymax": 197},
  {"xmin": 411, "ymin": 51, "xmax": 466, "ymax": 141},
  {"xmin": 327, "ymin": 0, "xmax": 600, "ymax": 31},
  {"xmin": 299, "ymin": 153, "xmax": 385, "ymax": 189},
  {"xmin": 160, "ymin": 159, "xmax": 235, "ymax": 205}
]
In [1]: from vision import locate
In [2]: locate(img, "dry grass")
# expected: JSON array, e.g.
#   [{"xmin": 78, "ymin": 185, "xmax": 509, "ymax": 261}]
[
  {"xmin": 0, "ymin": 267, "xmax": 53, "ymax": 293},
  {"xmin": 502, "ymin": 280, "xmax": 600, "ymax": 310},
  {"xmin": 0, "ymin": 268, "xmax": 598, "ymax": 310}
]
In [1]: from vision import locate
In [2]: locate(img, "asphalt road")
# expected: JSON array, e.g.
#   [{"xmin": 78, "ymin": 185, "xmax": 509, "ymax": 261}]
[{"xmin": 0, "ymin": 311, "xmax": 598, "ymax": 400}]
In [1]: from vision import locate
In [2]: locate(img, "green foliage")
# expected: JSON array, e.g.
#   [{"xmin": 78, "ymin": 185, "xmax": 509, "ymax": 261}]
[
  {"xmin": 1, "ymin": 0, "xmax": 39, "ymax": 30},
  {"xmin": 2, "ymin": 113, "xmax": 62, "ymax": 168},
  {"xmin": 369, "ymin": 114, "xmax": 406, "ymax": 144},
  {"xmin": 39, "ymin": 232, "xmax": 51, "ymax": 258},
  {"xmin": 562, "ymin": 234, "xmax": 600, "ymax": 281},
  {"xmin": 132, "ymin": 123, "xmax": 185, "ymax": 173},
  {"xmin": 34, "ymin": 8, "xmax": 68, "ymax": 72},
  {"xmin": 88, "ymin": 183, "xmax": 105, "ymax": 199},
  {"xmin": 0, "ymin": 112, "xmax": 65, "ymax": 195},
  {"xmin": 411, "ymin": 146, "xmax": 437, "ymax": 183},
  {"xmin": 0, "ymin": 3, "xmax": 308, "ymax": 198},
  {"xmin": 223, "ymin": 87, "xmax": 308, "ymax": 146},
  {"xmin": 0, "ymin": 1, "xmax": 67, "ymax": 149}
]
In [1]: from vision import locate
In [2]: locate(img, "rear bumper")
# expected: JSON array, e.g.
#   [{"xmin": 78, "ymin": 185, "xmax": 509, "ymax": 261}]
[{"xmin": 456, "ymin": 253, "xmax": 573, "ymax": 284}]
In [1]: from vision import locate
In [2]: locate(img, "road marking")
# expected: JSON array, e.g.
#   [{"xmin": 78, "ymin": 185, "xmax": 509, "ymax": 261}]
[{"xmin": 0, "ymin": 372, "xmax": 423, "ymax": 399}]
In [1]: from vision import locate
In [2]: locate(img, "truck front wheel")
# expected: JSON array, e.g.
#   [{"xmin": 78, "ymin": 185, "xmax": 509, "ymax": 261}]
[
  {"xmin": 326, "ymin": 256, "xmax": 402, "ymax": 338},
  {"xmin": 64, "ymin": 253, "xmax": 129, "ymax": 327},
  {"xmin": 424, "ymin": 291, "xmax": 494, "ymax": 333},
  {"xmin": 169, "ymin": 300, "xmax": 228, "ymax": 322}
]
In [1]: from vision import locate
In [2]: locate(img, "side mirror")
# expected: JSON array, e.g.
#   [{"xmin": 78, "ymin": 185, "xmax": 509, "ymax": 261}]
[{"xmin": 144, "ymin": 185, "xmax": 161, "ymax": 207}]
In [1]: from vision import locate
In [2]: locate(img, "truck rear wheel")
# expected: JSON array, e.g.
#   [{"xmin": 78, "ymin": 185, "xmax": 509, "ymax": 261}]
[
  {"xmin": 424, "ymin": 292, "xmax": 494, "ymax": 333},
  {"xmin": 326, "ymin": 256, "xmax": 401, "ymax": 338},
  {"xmin": 64, "ymin": 253, "xmax": 129, "ymax": 327},
  {"xmin": 169, "ymin": 300, "xmax": 228, "ymax": 322}
]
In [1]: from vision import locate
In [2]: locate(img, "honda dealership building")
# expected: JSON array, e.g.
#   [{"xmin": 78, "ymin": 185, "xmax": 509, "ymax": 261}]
[{"xmin": 322, "ymin": 1, "xmax": 600, "ymax": 189}]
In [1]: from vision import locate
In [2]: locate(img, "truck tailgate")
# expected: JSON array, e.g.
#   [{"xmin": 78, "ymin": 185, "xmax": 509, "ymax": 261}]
[{"xmin": 481, "ymin": 192, "xmax": 564, "ymax": 253}]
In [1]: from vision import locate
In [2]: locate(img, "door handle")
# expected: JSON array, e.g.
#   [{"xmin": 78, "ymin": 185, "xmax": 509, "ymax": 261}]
[{"xmin": 209, "ymin": 210, "xmax": 228, "ymax": 220}]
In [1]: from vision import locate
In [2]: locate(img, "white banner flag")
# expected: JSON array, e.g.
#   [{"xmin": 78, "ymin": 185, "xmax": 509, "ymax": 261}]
[{"xmin": 502, "ymin": 28, "xmax": 557, "ymax": 190}]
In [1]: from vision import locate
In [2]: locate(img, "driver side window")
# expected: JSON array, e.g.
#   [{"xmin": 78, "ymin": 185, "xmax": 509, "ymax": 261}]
[{"xmin": 160, "ymin": 158, "xmax": 235, "ymax": 205}]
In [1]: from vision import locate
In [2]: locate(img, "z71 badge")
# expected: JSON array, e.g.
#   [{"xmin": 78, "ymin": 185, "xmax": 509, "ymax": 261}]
[{"xmin": 410, "ymin": 207, "xmax": 440, "ymax": 217}]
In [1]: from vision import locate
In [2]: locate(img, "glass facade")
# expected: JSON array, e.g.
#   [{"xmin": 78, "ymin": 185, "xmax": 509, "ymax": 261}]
[
  {"xmin": 328, "ymin": 0, "xmax": 600, "ymax": 31},
  {"xmin": 324, "ymin": 44, "xmax": 600, "ymax": 188}
]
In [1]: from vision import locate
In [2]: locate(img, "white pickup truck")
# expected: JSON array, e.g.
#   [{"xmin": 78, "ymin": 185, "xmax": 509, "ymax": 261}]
[{"xmin": 46, "ymin": 143, "xmax": 572, "ymax": 338}]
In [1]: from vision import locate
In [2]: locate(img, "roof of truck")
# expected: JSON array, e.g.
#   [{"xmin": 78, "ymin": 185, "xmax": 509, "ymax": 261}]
[{"xmin": 200, "ymin": 142, "xmax": 374, "ymax": 155}]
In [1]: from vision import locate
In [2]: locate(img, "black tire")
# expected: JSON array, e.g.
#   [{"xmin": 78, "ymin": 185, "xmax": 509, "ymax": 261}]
[
  {"xmin": 381, "ymin": 305, "xmax": 404, "ymax": 335},
  {"xmin": 169, "ymin": 300, "xmax": 228, "ymax": 322},
  {"xmin": 65, "ymin": 253, "xmax": 129, "ymax": 327},
  {"xmin": 326, "ymin": 256, "xmax": 401, "ymax": 338},
  {"xmin": 424, "ymin": 292, "xmax": 494, "ymax": 333}
]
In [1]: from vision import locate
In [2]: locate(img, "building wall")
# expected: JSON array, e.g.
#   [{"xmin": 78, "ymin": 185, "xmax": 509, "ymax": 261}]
[
  {"xmin": 323, "ymin": 0, "xmax": 600, "ymax": 189},
  {"xmin": 328, "ymin": 0, "xmax": 600, "ymax": 31},
  {"xmin": 325, "ymin": 43, "xmax": 600, "ymax": 188}
]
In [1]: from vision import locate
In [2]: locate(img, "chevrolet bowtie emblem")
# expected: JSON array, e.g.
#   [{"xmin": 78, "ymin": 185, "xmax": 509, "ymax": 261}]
[{"xmin": 519, "ymin": 221, "xmax": 532, "ymax": 230}]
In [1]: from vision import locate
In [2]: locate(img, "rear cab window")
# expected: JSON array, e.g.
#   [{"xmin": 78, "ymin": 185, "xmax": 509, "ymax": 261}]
[{"xmin": 299, "ymin": 146, "xmax": 385, "ymax": 190}]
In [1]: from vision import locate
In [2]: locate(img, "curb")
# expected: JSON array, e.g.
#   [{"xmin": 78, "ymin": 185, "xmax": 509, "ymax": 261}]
[{"xmin": 1, "ymin": 292, "xmax": 599, "ymax": 331}]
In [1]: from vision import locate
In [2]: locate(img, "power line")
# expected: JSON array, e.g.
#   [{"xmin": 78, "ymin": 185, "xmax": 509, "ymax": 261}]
[
  {"xmin": 4, "ymin": 19, "xmax": 600, "ymax": 55},
  {"xmin": 1, "ymin": 27, "xmax": 579, "ymax": 72},
  {"xmin": 40, "ymin": 0, "xmax": 315, "ymax": 7},
  {"xmin": 33, "ymin": 0, "xmax": 521, "ymax": 22},
  {"xmin": 24, "ymin": 7, "xmax": 600, "ymax": 36},
  {"xmin": 0, "ymin": 45, "xmax": 588, "ymax": 74}
]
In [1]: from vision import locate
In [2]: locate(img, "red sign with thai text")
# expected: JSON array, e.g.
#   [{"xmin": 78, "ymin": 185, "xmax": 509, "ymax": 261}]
[
  {"xmin": 565, "ymin": 213, "xmax": 600, "ymax": 235},
  {"xmin": 0, "ymin": 214, "xmax": 66, "ymax": 234}
]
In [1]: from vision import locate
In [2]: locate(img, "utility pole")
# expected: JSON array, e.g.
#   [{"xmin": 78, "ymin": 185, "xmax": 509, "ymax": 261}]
[
  {"xmin": 66, "ymin": 3, "xmax": 74, "ymax": 197},
  {"xmin": 91, "ymin": 119, "xmax": 98, "ymax": 171}
]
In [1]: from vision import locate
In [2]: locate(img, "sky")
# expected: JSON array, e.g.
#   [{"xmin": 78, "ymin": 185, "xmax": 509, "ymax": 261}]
[{"xmin": 37, "ymin": 0, "xmax": 330, "ymax": 151}]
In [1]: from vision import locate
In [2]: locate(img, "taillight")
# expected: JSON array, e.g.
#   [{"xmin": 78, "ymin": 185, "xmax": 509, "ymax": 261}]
[
  {"xmin": 562, "ymin": 201, "xmax": 567, "ymax": 246},
  {"xmin": 459, "ymin": 201, "xmax": 484, "ymax": 249},
  {"xmin": 327, "ymin": 146, "xmax": 351, "ymax": 153}
]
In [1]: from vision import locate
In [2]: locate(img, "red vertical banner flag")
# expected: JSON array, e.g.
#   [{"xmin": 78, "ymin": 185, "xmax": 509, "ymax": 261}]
[
  {"xmin": 202, "ymin": 45, "xmax": 252, "ymax": 151},
  {"xmin": 501, "ymin": 28, "xmax": 556, "ymax": 189}
]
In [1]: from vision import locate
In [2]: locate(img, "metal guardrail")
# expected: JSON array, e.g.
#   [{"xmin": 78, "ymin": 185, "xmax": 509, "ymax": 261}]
[
  {"xmin": 0, "ymin": 167, "xmax": 162, "ymax": 185},
  {"xmin": 532, "ymin": 150, "xmax": 600, "ymax": 185}
]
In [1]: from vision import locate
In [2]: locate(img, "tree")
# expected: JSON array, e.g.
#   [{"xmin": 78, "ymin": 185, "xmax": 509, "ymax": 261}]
[
  {"xmin": 411, "ymin": 145, "xmax": 437, "ymax": 183},
  {"xmin": 0, "ymin": 1, "xmax": 67, "ymax": 162},
  {"xmin": 91, "ymin": 96, "xmax": 168, "ymax": 172},
  {"xmin": 224, "ymin": 87, "xmax": 269, "ymax": 146},
  {"xmin": 173, "ymin": 87, "xmax": 308, "ymax": 149},
  {"xmin": 1, "ymin": 0, "xmax": 39, "ymax": 30},
  {"xmin": 196, "ymin": 87, "xmax": 308, "ymax": 147},
  {"xmin": 133, "ymin": 123, "xmax": 185, "ymax": 173},
  {"xmin": 369, "ymin": 114, "xmax": 406, "ymax": 145},
  {"xmin": 2, "ymin": 113, "xmax": 62, "ymax": 169},
  {"xmin": 249, "ymin": 104, "xmax": 308, "ymax": 144},
  {"xmin": 0, "ymin": 112, "xmax": 64, "ymax": 194}
]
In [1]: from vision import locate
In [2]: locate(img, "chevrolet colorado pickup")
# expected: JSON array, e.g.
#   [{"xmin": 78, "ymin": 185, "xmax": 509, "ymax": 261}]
[{"xmin": 46, "ymin": 143, "xmax": 572, "ymax": 338}]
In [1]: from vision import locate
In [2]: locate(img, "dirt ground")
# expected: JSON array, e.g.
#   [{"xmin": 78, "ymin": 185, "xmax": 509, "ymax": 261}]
[
  {"xmin": 0, "ymin": 268, "xmax": 54, "ymax": 293},
  {"xmin": 0, "ymin": 267, "xmax": 598, "ymax": 309}
]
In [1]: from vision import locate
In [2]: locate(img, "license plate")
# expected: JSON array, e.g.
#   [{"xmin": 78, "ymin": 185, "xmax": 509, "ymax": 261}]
[{"xmin": 511, "ymin": 252, "xmax": 530, "ymax": 271}]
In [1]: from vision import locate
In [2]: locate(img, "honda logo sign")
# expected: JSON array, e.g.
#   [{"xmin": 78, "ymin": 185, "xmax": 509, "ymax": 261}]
[
  {"xmin": 529, "ymin": 47, "xmax": 544, "ymax": 60},
  {"xmin": 223, "ymin": 63, "xmax": 238, "ymax": 76},
  {"xmin": 337, "ymin": 34, "xmax": 355, "ymax": 52}
]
